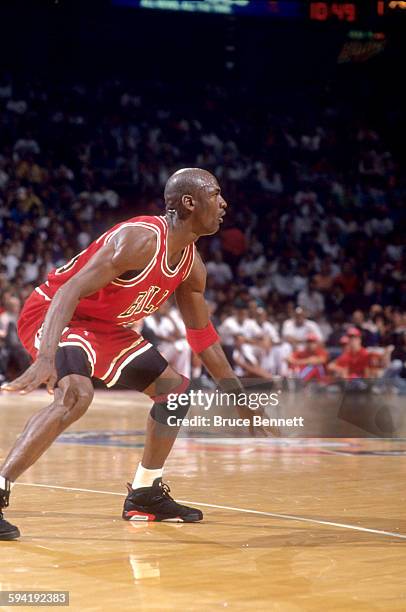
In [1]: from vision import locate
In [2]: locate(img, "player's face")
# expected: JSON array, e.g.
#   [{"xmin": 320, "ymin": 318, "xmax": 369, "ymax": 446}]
[{"xmin": 196, "ymin": 179, "xmax": 227, "ymax": 235}]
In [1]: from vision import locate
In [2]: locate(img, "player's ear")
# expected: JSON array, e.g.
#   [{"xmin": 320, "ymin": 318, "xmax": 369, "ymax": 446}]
[{"xmin": 181, "ymin": 194, "xmax": 194, "ymax": 212}]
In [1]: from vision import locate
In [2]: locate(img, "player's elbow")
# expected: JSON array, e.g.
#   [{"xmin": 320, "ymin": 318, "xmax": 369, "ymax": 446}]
[{"xmin": 53, "ymin": 281, "xmax": 82, "ymax": 305}]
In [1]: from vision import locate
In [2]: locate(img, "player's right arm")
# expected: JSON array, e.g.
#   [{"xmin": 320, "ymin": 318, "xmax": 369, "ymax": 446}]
[{"xmin": 2, "ymin": 228, "xmax": 156, "ymax": 394}]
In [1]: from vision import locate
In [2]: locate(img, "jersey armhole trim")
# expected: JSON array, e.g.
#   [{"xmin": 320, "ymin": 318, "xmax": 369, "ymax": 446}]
[
  {"xmin": 180, "ymin": 243, "xmax": 196, "ymax": 284},
  {"xmin": 105, "ymin": 222, "xmax": 161, "ymax": 286}
]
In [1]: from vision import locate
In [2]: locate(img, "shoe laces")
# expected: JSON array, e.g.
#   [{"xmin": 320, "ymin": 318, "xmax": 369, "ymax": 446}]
[{"xmin": 156, "ymin": 481, "xmax": 174, "ymax": 501}]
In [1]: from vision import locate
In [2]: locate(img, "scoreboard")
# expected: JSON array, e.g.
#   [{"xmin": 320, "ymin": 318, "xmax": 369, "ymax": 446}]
[{"xmin": 113, "ymin": 1, "xmax": 406, "ymax": 20}]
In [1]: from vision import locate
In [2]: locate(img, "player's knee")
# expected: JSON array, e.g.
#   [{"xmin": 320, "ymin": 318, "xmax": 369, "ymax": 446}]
[
  {"xmin": 72, "ymin": 387, "xmax": 94, "ymax": 417},
  {"xmin": 150, "ymin": 374, "xmax": 190, "ymax": 426},
  {"xmin": 58, "ymin": 377, "xmax": 94, "ymax": 423}
]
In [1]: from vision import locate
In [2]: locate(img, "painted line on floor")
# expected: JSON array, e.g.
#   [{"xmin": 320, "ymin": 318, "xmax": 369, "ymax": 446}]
[{"xmin": 15, "ymin": 481, "xmax": 406, "ymax": 541}]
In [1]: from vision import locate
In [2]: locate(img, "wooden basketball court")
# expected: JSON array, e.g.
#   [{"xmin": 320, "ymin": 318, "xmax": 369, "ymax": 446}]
[{"xmin": 1, "ymin": 390, "xmax": 406, "ymax": 610}]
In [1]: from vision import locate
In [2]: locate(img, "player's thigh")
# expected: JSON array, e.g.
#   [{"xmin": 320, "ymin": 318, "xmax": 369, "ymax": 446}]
[
  {"xmin": 115, "ymin": 344, "xmax": 184, "ymax": 397},
  {"xmin": 143, "ymin": 364, "xmax": 187, "ymax": 399}
]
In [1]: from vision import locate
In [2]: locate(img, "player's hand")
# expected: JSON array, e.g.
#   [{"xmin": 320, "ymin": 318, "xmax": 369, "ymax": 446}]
[
  {"xmin": 236, "ymin": 404, "xmax": 280, "ymax": 438},
  {"xmin": 1, "ymin": 356, "xmax": 57, "ymax": 395}
]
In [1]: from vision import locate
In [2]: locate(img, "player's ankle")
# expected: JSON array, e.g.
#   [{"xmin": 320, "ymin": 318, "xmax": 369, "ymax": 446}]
[
  {"xmin": 0, "ymin": 475, "xmax": 13, "ymax": 490},
  {"xmin": 131, "ymin": 463, "xmax": 163, "ymax": 489},
  {"xmin": 0, "ymin": 476, "xmax": 13, "ymax": 508}
]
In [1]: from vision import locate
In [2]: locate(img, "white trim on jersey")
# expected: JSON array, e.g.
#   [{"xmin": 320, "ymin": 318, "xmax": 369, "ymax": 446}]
[
  {"xmin": 156, "ymin": 216, "xmax": 192, "ymax": 278},
  {"xmin": 65, "ymin": 333, "xmax": 97, "ymax": 364},
  {"xmin": 99, "ymin": 336, "xmax": 146, "ymax": 381},
  {"xmin": 35, "ymin": 286, "xmax": 51, "ymax": 301},
  {"xmin": 105, "ymin": 343, "xmax": 152, "ymax": 388},
  {"xmin": 103, "ymin": 221, "xmax": 162, "ymax": 287},
  {"xmin": 181, "ymin": 243, "xmax": 196, "ymax": 282}
]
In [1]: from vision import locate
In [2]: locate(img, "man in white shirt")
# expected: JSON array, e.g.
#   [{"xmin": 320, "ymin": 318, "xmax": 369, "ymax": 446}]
[
  {"xmin": 282, "ymin": 307, "xmax": 323, "ymax": 348},
  {"xmin": 144, "ymin": 303, "xmax": 191, "ymax": 379},
  {"xmin": 218, "ymin": 305, "xmax": 261, "ymax": 372}
]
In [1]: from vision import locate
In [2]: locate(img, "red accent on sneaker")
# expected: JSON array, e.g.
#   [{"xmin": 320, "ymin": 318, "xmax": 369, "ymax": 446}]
[{"xmin": 125, "ymin": 510, "xmax": 157, "ymax": 521}]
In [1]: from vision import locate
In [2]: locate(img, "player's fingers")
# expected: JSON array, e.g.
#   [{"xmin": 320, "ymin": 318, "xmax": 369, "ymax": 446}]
[
  {"xmin": 1, "ymin": 373, "xmax": 34, "ymax": 392},
  {"xmin": 47, "ymin": 374, "xmax": 57, "ymax": 395},
  {"xmin": 19, "ymin": 379, "xmax": 43, "ymax": 395}
]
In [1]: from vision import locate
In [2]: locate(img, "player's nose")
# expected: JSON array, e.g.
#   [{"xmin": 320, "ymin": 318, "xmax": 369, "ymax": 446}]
[{"xmin": 220, "ymin": 196, "xmax": 227, "ymax": 209}]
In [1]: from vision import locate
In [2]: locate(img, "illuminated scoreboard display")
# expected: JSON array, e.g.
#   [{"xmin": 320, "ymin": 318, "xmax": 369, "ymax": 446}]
[
  {"xmin": 113, "ymin": 1, "xmax": 406, "ymax": 20},
  {"xmin": 113, "ymin": 1, "xmax": 304, "ymax": 16}
]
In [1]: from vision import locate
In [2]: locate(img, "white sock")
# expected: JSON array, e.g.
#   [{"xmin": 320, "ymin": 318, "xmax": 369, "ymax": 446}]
[
  {"xmin": 0, "ymin": 475, "xmax": 14, "ymax": 490},
  {"xmin": 192, "ymin": 366, "xmax": 202, "ymax": 378},
  {"xmin": 132, "ymin": 463, "xmax": 163, "ymax": 490}
]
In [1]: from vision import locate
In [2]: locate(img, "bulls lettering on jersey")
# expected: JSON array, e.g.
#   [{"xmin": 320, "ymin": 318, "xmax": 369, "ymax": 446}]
[{"xmin": 34, "ymin": 216, "xmax": 195, "ymax": 327}]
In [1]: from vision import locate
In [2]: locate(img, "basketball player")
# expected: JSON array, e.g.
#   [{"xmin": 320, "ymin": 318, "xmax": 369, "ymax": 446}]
[{"xmin": 0, "ymin": 168, "xmax": 250, "ymax": 540}]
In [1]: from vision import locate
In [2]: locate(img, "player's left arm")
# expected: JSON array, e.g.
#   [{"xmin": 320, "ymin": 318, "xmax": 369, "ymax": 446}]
[
  {"xmin": 175, "ymin": 252, "xmax": 241, "ymax": 390},
  {"xmin": 176, "ymin": 253, "xmax": 278, "ymax": 437}
]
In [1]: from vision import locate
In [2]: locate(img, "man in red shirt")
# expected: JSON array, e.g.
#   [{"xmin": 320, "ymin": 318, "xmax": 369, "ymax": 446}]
[
  {"xmin": 329, "ymin": 327, "xmax": 371, "ymax": 379},
  {"xmin": 287, "ymin": 332, "xmax": 328, "ymax": 384}
]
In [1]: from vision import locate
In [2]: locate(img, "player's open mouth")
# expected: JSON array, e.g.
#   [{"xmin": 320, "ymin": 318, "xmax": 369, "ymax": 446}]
[{"xmin": 219, "ymin": 213, "xmax": 225, "ymax": 223}]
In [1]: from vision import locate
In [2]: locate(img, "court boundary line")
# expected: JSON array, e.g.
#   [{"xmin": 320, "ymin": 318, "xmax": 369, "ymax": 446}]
[{"xmin": 16, "ymin": 481, "xmax": 406, "ymax": 541}]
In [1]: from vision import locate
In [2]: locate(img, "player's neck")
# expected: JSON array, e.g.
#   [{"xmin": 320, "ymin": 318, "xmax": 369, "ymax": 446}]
[{"xmin": 165, "ymin": 213, "xmax": 198, "ymax": 254}]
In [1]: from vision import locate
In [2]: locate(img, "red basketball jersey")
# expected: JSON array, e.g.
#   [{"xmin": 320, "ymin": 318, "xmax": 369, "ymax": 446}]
[{"xmin": 34, "ymin": 215, "xmax": 195, "ymax": 328}]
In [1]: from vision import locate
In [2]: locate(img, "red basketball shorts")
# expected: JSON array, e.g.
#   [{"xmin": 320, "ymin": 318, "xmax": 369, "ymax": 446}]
[{"xmin": 18, "ymin": 291, "xmax": 158, "ymax": 388}]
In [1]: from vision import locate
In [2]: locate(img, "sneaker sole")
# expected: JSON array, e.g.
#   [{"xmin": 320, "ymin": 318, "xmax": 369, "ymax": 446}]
[
  {"xmin": 123, "ymin": 511, "xmax": 203, "ymax": 523},
  {"xmin": 0, "ymin": 527, "xmax": 21, "ymax": 541}
]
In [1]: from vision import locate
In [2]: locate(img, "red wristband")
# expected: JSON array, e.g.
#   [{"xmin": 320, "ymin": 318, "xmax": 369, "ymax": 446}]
[{"xmin": 186, "ymin": 321, "xmax": 219, "ymax": 354}]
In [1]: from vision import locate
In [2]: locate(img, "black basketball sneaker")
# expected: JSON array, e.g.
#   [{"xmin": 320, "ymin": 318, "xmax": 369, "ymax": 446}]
[
  {"xmin": 122, "ymin": 478, "xmax": 203, "ymax": 523},
  {"xmin": 0, "ymin": 480, "xmax": 20, "ymax": 540}
]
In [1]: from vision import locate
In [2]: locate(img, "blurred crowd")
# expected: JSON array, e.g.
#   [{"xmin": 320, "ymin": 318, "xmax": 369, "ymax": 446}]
[{"xmin": 0, "ymin": 75, "xmax": 405, "ymax": 390}]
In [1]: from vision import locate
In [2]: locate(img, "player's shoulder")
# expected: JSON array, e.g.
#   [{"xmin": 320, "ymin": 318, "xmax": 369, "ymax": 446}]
[
  {"xmin": 106, "ymin": 216, "xmax": 164, "ymax": 268},
  {"xmin": 106, "ymin": 214, "xmax": 165, "ymax": 240},
  {"xmin": 110, "ymin": 215, "xmax": 162, "ymax": 250}
]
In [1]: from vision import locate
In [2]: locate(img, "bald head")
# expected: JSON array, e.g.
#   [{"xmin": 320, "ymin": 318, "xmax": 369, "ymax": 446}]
[{"xmin": 164, "ymin": 168, "xmax": 218, "ymax": 217}]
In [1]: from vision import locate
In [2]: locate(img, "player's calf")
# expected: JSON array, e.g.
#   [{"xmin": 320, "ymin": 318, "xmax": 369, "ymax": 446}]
[{"xmin": 122, "ymin": 376, "xmax": 203, "ymax": 522}]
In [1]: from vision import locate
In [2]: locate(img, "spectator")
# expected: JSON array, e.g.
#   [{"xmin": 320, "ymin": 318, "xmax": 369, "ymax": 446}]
[
  {"xmin": 328, "ymin": 327, "xmax": 372, "ymax": 379},
  {"xmin": 218, "ymin": 305, "xmax": 260, "ymax": 368},
  {"xmin": 143, "ymin": 302, "xmax": 191, "ymax": 379},
  {"xmin": 287, "ymin": 333, "xmax": 328, "ymax": 385},
  {"xmin": 297, "ymin": 277, "xmax": 325, "ymax": 319},
  {"xmin": 282, "ymin": 307, "xmax": 323, "ymax": 348}
]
